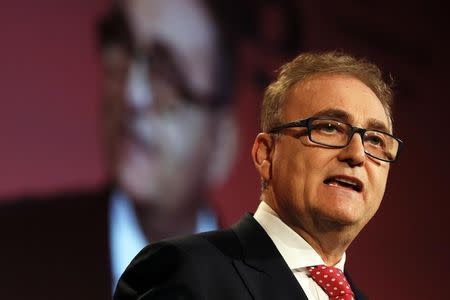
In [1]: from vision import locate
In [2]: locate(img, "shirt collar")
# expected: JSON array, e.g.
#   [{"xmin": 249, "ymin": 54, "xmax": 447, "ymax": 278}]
[{"xmin": 253, "ymin": 201, "xmax": 346, "ymax": 271}]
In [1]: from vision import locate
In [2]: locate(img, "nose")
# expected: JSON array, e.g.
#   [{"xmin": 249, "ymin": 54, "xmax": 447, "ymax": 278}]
[{"xmin": 337, "ymin": 132, "xmax": 366, "ymax": 167}]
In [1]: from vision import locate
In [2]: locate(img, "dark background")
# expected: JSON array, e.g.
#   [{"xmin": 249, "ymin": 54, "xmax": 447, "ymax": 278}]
[{"xmin": 1, "ymin": 0, "xmax": 449, "ymax": 298}]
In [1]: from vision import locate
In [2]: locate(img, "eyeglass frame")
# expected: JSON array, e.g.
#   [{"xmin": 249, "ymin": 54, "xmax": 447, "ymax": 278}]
[{"xmin": 268, "ymin": 117, "xmax": 404, "ymax": 162}]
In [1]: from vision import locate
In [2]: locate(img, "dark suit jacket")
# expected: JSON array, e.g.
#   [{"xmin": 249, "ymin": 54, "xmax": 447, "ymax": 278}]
[
  {"xmin": 114, "ymin": 214, "xmax": 366, "ymax": 300},
  {"xmin": 0, "ymin": 186, "xmax": 113, "ymax": 300}
]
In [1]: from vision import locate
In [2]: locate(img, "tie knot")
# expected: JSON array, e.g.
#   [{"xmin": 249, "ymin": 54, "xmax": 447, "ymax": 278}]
[{"xmin": 307, "ymin": 265, "xmax": 355, "ymax": 300}]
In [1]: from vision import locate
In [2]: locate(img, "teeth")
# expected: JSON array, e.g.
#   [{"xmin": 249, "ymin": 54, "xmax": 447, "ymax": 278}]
[
  {"xmin": 335, "ymin": 178, "xmax": 357, "ymax": 186},
  {"xmin": 324, "ymin": 176, "xmax": 362, "ymax": 192}
]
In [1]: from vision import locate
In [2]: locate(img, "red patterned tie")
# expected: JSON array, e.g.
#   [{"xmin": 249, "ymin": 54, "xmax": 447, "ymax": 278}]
[{"xmin": 307, "ymin": 265, "xmax": 355, "ymax": 300}]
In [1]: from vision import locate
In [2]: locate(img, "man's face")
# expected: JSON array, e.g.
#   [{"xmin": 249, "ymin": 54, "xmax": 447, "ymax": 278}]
[
  {"xmin": 269, "ymin": 74, "xmax": 391, "ymax": 234},
  {"xmin": 101, "ymin": 0, "xmax": 222, "ymax": 209}
]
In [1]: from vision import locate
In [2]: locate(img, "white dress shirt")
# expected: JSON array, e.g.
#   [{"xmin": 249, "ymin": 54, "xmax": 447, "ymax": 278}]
[
  {"xmin": 109, "ymin": 189, "xmax": 218, "ymax": 290},
  {"xmin": 254, "ymin": 201, "xmax": 346, "ymax": 300}
]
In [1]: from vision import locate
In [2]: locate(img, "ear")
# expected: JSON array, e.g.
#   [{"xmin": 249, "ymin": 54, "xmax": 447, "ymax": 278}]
[
  {"xmin": 206, "ymin": 110, "xmax": 238, "ymax": 187},
  {"xmin": 251, "ymin": 133, "xmax": 274, "ymax": 183}
]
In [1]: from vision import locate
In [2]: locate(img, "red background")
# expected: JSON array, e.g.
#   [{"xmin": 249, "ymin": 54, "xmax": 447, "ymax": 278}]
[{"xmin": 1, "ymin": 1, "xmax": 449, "ymax": 298}]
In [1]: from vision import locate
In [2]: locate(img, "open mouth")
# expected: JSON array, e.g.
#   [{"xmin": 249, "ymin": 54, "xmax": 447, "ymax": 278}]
[{"xmin": 323, "ymin": 176, "xmax": 363, "ymax": 192}]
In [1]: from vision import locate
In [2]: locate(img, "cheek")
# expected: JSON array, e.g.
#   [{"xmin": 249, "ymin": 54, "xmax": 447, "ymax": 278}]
[
  {"xmin": 276, "ymin": 143, "xmax": 328, "ymax": 190},
  {"xmin": 367, "ymin": 164, "xmax": 390, "ymax": 206},
  {"xmin": 301, "ymin": 147, "xmax": 335, "ymax": 186},
  {"xmin": 375, "ymin": 170, "xmax": 389, "ymax": 201},
  {"xmin": 273, "ymin": 150, "xmax": 309, "ymax": 207}
]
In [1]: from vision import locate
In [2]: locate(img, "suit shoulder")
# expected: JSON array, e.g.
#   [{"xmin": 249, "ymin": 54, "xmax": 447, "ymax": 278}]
[
  {"xmin": 131, "ymin": 228, "xmax": 242, "ymax": 267},
  {"xmin": 114, "ymin": 241, "xmax": 191, "ymax": 299},
  {"xmin": 114, "ymin": 229, "xmax": 243, "ymax": 299},
  {"xmin": 173, "ymin": 228, "xmax": 243, "ymax": 259}
]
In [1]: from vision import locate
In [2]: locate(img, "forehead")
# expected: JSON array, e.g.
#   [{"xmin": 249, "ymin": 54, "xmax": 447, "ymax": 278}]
[{"xmin": 284, "ymin": 74, "xmax": 390, "ymax": 131}]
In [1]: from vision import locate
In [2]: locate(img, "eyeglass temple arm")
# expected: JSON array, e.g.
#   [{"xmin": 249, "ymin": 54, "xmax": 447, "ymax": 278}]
[{"xmin": 268, "ymin": 119, "xmax": 309, "ymax": 133}]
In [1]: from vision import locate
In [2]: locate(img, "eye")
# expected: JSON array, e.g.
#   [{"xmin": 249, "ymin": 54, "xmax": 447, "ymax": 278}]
[
  {"xmin": 368, "ymin": 136, "xmax": 382, "ymax": 145},
  {"xmin": 364, "ymin": 133, "xmax": 386, "ymax": 147},
  {"xmin": 313, "ymin": 121, "xmax": 344, "ymax": 134},
  {"xmin": 321, "ymin": 123, "xmax": 338, "ymax": 133}
]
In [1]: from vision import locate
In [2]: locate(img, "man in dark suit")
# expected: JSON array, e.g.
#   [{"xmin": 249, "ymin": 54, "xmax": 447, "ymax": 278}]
[{"xmin": 114, "ymin": 51, "xmax": 403, "ymax": 299}]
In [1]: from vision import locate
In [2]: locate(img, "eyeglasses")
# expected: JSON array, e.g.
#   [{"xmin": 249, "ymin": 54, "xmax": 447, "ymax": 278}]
[{"xmin": 269, "ymin": 117, "xmax": 404, "ymax": 162}]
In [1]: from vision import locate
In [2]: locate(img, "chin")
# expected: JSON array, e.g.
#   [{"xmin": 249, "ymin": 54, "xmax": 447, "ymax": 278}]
[{"xmin": 316, "ymin": 208, "xmax": 365, "ymax": 228}]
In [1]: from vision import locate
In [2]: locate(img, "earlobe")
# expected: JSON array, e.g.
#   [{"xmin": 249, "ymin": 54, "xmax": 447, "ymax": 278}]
[{"xmin": 252, "ymin": 133, "xmax": 273, "ymax": 182}]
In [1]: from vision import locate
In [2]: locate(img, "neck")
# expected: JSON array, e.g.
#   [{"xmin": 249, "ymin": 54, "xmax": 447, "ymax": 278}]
[
  {"xmin": 261, "ymin": 193, "xmax": 358, "ymax": 266},
  {"xmin": 292, "ymin": 224, "xmax": 352, "ymax": 266}
]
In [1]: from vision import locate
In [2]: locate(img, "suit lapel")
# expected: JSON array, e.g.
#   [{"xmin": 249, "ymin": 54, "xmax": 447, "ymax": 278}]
[{"xmin": 232, "ymin": 214, "xmax": 308, "ymax": 300}]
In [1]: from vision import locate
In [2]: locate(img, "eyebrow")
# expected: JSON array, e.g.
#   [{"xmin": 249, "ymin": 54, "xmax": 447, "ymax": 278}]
[
  {"xmin": 311, "ymin": 108, "xmax": 391, "ymax": 133},
  {"xmin": 311, "ymin": 108, "xmax": 349, "ymax": 121}
]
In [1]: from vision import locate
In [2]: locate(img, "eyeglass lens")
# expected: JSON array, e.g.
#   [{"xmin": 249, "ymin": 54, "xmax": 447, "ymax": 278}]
[{"xmin": 309, "ymin": 119, "xmax": 399, "ymax": 161}]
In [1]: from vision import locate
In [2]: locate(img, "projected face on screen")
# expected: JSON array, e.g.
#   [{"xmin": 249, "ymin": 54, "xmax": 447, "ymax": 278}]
[{"xmin": 101, "ymin": 0, "xmax": 236, "ymax": 211}]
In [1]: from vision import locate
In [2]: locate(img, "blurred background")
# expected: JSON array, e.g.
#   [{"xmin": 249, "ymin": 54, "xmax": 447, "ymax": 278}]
[{"xmin": 1, "ymin": 0, "xmax": 449, "ymax": 299}]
